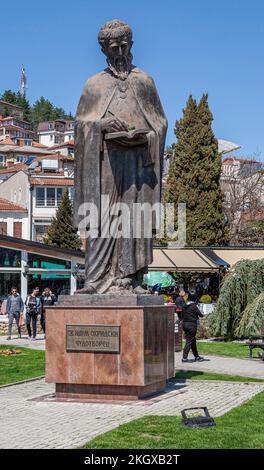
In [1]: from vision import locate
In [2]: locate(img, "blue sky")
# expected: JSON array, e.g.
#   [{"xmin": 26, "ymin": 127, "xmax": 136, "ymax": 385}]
[{"xmin": 1, "ymin": 0, "xmax": 264, "ymax": 158}]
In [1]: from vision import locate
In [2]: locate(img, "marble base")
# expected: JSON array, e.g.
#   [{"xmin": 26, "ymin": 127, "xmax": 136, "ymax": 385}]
[
  {"xmin": 59, "ymin": 293, "xmax": 164, "ymax": 306},
  {"xmin": 55, "ymin": 380, "xmax": 166, "ymax": 401},
  {"xmin": 45, "ymin": 302, "xmax": 174, "ymax": 401}
]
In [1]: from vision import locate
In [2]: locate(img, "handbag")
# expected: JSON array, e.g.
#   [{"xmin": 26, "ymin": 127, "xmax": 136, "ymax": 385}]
[{"xmin": 19, "ymin": 313, "xmax": 25, "ymax": 327}]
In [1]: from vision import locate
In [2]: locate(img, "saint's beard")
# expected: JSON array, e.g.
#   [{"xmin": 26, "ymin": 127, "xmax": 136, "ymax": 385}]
[{"xmin": 107, "ymin": 52, "xmax": 132, "ymax": 80}]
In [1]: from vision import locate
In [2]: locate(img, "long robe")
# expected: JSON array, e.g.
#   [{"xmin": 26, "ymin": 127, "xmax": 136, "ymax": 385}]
[{"xmin": 74, "ymin": 67, "xmax": 167, "ymax": 293}]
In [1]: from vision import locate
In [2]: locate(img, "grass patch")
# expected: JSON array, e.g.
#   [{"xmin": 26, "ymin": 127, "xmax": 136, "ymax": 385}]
[
  {"xmin": 83, "ymin": 391, "xmax": 264, "ymax": 449},
  {"xmin": 195, "ymin": 341, "xmax": 254, "ymax": 359},
  {"xmin": 175, "ymin": 370, "xmax": 264, "ymax": 383},
  {"xmin": 0, "ymin": 345, "xmax": 45, "ymax": 385}
]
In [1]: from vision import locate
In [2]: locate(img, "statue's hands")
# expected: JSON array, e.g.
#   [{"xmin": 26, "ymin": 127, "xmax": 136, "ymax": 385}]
[{"xmin": 101, "ymin": 117, "xmax": 128, "ymax": 133}]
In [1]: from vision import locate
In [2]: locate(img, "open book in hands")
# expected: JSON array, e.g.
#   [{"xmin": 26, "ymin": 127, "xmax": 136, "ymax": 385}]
[{"xmin": 104, "ymin": 128, "xmax": 149, "ymax": 146}]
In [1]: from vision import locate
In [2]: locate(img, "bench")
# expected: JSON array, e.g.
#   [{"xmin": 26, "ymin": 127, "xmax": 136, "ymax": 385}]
[{"xmin": 246, "ymin": 336, "xmax": 264, "ymax": 359}]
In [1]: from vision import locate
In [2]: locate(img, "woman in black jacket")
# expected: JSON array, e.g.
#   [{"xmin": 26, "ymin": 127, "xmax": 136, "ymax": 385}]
[{"xmin": 182, "ymin": 293, "xmax": 205, "ymax": 362}]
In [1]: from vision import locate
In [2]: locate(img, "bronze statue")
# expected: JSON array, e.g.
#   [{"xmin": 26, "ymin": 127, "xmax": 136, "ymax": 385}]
[{"xmin": 74, "ymin": 19, "xmax": 167, "ymax": 294}]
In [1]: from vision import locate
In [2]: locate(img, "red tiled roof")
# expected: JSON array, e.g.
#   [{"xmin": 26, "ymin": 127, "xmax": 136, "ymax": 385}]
[
  {"xmin": 0, "ymin": 163, "xmax": 28, "ymax": 174},
  {"xmin": 223, "ymin": 157, "xmax": 261, "ymax": 165},
  {"xmin": 0, "ymin": 138, "xmax": 15, "ymax": 146},
  {"xmin": 30, "ymin": 178, "xmax": 73, "ymax": 186},
  {"xmin": 0, "ymin": 124, "xmax": 34, "ymax": 133},
  {"xmin": 32, "ymin": 141, "xmax": 48, "ymax": 148},
  {"xmin": 0, "ymin": 116, "xmax": 31, "ymax": 125},
  {"xmin": 35, "ymin": 153, "xmax": 63, "ymax": 161},
  {"xmin": 0, "ymin": 197, "xmax": 27, "ymax": 212}
]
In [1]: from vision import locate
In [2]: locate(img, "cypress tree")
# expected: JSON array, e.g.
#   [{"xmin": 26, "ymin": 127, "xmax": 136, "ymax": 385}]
[
  {"xmin": 44, "ymin": 190, "xmax": 82, "ymax": 250},
  {"xmin": 165, "ymin": 94, "xmax": 226, "ymax": 245}
]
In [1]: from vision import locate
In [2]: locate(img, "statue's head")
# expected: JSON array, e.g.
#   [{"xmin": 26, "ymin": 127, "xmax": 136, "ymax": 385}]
[{"xmin": 98, "ymin": 19, "xmax": 133, "ymax": 80}]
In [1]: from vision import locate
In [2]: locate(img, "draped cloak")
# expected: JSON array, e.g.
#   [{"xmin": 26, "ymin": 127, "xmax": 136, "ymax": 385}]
[{"xmin": 74, "ymin": 67, "xmax": 167, "ymax": 293}]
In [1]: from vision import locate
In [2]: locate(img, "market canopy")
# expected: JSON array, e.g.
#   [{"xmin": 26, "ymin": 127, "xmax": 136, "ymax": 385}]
[
  {"xmin": 150, "ymin": 247, "xmax": 229, "ymax": 273},
  {"xmin": 213, "ymin": 248, "xmax": 264, "ymax": 267}
]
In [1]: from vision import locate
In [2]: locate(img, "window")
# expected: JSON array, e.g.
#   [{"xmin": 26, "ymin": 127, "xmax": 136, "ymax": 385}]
[
  {"xmin": 0, "ymin": 273, "xmax": 21, "ymax": 297},
  {"xmin": 46, "ymin": 188, "xmax": 56, "ymax": 206},
  {"xmin": 57, "ymin": 188, "xmax": 63, "ymax": 204},
  {"xmin": 36, "ymin": 187, "xmax": 45, "ymax": 206},
  {"xmin": 0, "ymin": 222, "xmax": 7, "ymax": 235},
  {"xmin": 28, "ymin": 253, "xmax": 71, "ymax": 269},
  {"xmin": 48, "ymin": 123, "xmax": 53, "ymax": 130},
  {"xmin": 42, "ymin": 159, "xmax": 58, "ymax": 170},
  {"xmin": 34, "ymin": 225, "xmax": 50, "ymax": 243},
  {"xmin": 0, "ymin": 155, "xmax": 5, "ymax": 163},
  {"xmin": 50, "ymin": 135, "xmax": 53, "ymax": 141},
  {"xmin": 0, "ymin": 247, "xmax": 21, "ymax": 267},
  {"xmin": 36, "ymin": 187, "xmax": 65, "ymax": 207},
  {"xmin": 16, "ymin": 155, "xmax": 25, "ymax": 163},
  {"xmin": 13, "ymin": 221, "xmax": 22, "ymax": 238}
]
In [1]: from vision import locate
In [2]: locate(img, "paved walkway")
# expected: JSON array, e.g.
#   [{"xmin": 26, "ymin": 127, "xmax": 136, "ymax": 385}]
[
  {"xmin": 1, "ymin": 334, "xmax": 45, "ymax": 350},
  {"xmin": 1, "ymin": 336, "xmax": 264, "ymax": 448},
  {"xmin": 0, "ymin": 378, "xmax": 263, "ymax": 449},
  {"xmin": 175, "ymin": 352, "xmax": 264, "ymax": 380}
]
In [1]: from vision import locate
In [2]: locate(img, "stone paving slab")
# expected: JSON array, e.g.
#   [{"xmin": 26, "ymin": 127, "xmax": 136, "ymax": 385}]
[
  {"xmin": 0, "ymin": 378, "xmax": 263, "ymax": 449},
  {"xmin": 175, "ymin": 352, "xmax": 264, "ymax": 379},
  {"xmin": 0, "ymin": 334, "xmax": 45, "ymax": 350}
]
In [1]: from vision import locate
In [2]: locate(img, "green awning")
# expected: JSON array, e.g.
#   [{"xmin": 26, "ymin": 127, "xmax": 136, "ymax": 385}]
[{"xmin": 144, "ymin": 271, "xmax": 176, "ymax": 287}]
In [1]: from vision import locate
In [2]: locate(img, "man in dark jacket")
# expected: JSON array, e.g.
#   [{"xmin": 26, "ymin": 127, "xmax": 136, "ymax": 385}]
[
  {"xmin": 6, "ymin": 287, "xmax": 24, "ymax": 340},
  {"xmin": 182, "ymin": 293, "xmax": 204, "ymax": 362}
]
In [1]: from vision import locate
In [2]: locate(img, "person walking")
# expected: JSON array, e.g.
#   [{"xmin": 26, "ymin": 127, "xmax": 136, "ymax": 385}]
[
  {"xmin": 25, "ymin": 288, "xmax": 41, "ymax": 340},
  {"xmin": 173, "ymin": 290, "xmax": 186, "ymax": 320},
  {"xmin": 6, "ymin": 287, "xmax": 24, "ymax": 340},
  {"xmin": 40, "ymin": 287, "xmax": 56, "ymax": 338},
  {"xmin": 182, "ymin": 293, "xmax": 205, "ymax": 362}
]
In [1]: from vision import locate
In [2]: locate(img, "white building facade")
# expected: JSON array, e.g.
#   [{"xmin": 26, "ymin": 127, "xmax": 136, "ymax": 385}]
[
  {"xmin": 37, "ymin": 120, "xmax": 75, "ymax": 147},
  {"xmin": 0, "ymin": 155, "xmax": 74, "ymax": 242},
  {"xmin": 0, "ymin": 199, "xmax": 28, "ymax": 239}
]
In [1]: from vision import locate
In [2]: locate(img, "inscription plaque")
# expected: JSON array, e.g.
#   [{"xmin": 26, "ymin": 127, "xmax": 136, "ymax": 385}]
[{"xmin": 66, "ymin": 324, "xmax": 120, "ymax": 353}]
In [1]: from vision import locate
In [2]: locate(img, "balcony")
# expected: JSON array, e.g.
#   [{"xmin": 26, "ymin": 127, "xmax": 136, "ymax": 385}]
[{"xmin": 36, "ymin": 198, "xmax": 62, "ymax": 208}]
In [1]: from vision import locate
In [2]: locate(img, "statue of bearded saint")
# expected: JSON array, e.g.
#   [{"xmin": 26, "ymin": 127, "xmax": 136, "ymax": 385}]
[{"xmin": 74, "ymin": 19, "xmax": 167, "ymax": 294}]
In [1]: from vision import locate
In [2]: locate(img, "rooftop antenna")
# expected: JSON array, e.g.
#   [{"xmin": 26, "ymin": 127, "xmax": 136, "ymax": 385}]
[{"xmin": 20, "ymin": 65, "xmax": 27, "ymax": 98}]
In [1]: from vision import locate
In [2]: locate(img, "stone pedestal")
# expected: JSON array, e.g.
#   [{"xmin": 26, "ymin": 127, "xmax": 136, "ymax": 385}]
[{"xmin": 45, "ymin": 295, "xmax": 174, "ymax": 401}]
